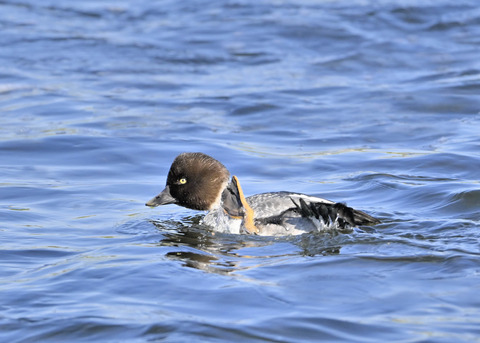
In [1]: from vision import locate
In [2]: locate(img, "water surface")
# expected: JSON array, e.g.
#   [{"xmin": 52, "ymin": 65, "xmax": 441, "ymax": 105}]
[{"xmin": 1, "ymin": 1, "xmax": 480, "ymax": 342}]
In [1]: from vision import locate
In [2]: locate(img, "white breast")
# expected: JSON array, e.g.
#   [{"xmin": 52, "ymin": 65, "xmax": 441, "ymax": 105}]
[{"xmin": 202, "ymin": 208, "xmax": 242, "ymax": 234}]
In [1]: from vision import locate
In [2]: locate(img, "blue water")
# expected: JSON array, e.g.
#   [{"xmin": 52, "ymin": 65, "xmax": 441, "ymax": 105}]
[{"xmin": 1, "ymin": 1, "xmax": 480, "ymax": 342}]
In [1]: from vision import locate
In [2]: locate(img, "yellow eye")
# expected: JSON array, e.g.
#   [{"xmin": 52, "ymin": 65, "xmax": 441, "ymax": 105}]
[{"xmin": 179, "ymin": 178, "xmax": 187, "ymax": 184}]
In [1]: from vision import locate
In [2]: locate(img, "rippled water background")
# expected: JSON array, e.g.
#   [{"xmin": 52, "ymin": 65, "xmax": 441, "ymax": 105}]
[{"xmin": 1, "ymin": 0, "xmax": 480, "ymax": 342}]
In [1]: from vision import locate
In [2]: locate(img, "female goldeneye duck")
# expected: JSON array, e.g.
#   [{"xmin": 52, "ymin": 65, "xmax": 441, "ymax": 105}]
[{"xmin": 146, "ymin": 152, "xmax": 380, "ymax": 236}]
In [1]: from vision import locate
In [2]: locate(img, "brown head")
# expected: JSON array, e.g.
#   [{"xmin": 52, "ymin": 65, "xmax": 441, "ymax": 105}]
[{"xmin": 145, "ymin": 152, "xmax": 230, "ymax": 211}]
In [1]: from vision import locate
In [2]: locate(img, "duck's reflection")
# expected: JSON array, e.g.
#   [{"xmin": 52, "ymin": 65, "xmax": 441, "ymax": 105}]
[{"xmin": 149, "ymin": 216, "xmax": 343, "ymax": 275}]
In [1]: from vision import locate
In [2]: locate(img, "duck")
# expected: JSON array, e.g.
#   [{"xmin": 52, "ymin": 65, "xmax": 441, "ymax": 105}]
[{"xmin": 146, "ymin": 152, "xmax": 380, "ymax": 236}]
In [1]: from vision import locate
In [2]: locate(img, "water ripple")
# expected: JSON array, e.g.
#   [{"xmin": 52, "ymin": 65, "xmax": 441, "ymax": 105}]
[{"xmin": 2, "ymin": 0, "xmax": 480, "ymax": 342}]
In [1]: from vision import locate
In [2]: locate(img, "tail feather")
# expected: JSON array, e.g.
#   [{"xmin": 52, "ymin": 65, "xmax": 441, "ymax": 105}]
[
  {"xmin": 351, "ymin": 208, "xmax": 381, "ymax": 226},
  {"xmin": 292, "ymin": 198, "xmax": 380, "ymax": 229}
]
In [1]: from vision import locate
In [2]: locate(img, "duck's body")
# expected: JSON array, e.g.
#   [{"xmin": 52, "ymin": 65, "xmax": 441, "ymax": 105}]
[{"xmin": 146, "ymin": 152, "xmax": 380, "ymax": 236}]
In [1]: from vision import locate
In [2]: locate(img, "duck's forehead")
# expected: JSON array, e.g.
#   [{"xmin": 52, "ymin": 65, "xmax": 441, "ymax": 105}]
[
  {"xmin": 166, "ymin": 155, "xmax": 202, "ymax": 180},
  {"xmin": 166, "ymin": 160, "xmax": 185, "ymax": 183},
  {"xmin": 166, "ymin": 153, "xmax": 229, "ymax": 183},
  {"xmin": 173, "ymin": 157, "xmax": 200, "ymax": 175}
]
